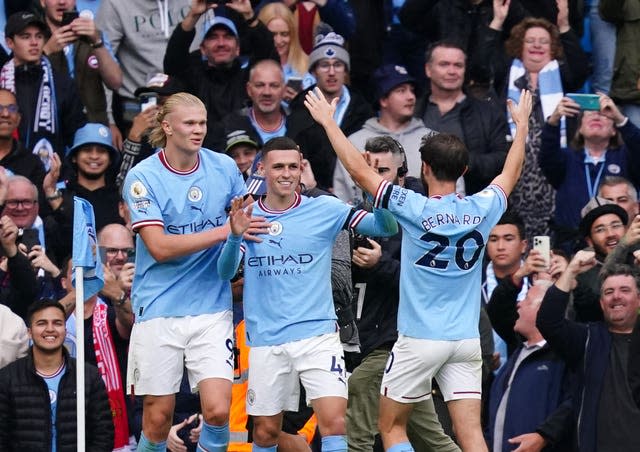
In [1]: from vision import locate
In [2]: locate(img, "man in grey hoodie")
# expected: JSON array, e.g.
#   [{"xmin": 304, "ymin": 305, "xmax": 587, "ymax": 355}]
[{"xmin": 333, "ymin": 64, "xmax": 435, "ymax": 205}]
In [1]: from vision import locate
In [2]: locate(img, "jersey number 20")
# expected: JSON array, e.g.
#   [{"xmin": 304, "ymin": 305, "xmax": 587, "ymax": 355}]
[{"xmin": 416, "ymin": 230, "xmax": 484, "ymax": 270}]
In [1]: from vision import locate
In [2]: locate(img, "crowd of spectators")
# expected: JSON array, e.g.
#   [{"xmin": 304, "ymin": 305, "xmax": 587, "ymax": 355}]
[{"xmin": 0, "ymin": 0, "xmax": 639, "ymax": 451}]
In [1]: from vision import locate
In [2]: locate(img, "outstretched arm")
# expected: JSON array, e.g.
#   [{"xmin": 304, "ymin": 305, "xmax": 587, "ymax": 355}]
[
  {"xmin": 305, "ymin": 88, "xmax": 384, "ymax": 196},
  {"xmin": 491, "ymin": 90, "xmax": 532, "ymax": 196}
]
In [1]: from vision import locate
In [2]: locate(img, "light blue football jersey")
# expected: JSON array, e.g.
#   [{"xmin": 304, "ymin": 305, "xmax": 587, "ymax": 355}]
[
  {"xmin": 241, "ymin": 193, "xmax": 366, "ymax": 346},
  {"xmin": 374, "ymin": 180, "xmax": 507, "ymax": 340},
  {"xmin": 123, "ymin": 149, "xmax": 246, "ymax": 321}
]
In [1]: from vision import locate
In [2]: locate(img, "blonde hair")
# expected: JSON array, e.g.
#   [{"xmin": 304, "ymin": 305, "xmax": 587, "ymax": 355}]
[
  {"xmin": 148, "ymin": 93, "xmax": 206, "ymax": 148},
  {"xmin": 258, "ymin": 3, "xmax": 309, "ymax": 76}
]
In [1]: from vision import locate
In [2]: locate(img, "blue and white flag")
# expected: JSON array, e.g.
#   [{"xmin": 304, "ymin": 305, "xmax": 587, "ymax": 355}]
[{"xmin": 72, "ymin": 197, "xmax": 103, "ymax": 299}]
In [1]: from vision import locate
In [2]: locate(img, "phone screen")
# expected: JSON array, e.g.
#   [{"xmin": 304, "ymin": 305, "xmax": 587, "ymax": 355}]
[
  {"xmin": 139, "ymin": 93, "xmax": 158, "ymax": 111},
  {"xmin": 286, "ymin": 77, "xmax": 303, "ymax": 92},
  {"xmin": 61, "ymin": 11, "xmax": 79, "ymax": 26}
]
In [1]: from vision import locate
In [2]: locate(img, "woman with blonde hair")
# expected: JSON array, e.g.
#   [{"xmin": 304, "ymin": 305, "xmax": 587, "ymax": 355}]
[{"xmin": 258, "ymin": 2, "xmax": 315, "ymax": 103}]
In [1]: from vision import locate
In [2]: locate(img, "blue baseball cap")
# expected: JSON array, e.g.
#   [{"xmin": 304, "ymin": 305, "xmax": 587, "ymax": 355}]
[
  {"xmin": 373, "ymin": 64, "xmax": 415, "ymax": 101},
  {"xmin": 204, "ymin": 16, "xmax": 238, "ymax": 39},
  {"xmin": 67, "ymin": 123, "xmax": 120, "ymax": 168}
]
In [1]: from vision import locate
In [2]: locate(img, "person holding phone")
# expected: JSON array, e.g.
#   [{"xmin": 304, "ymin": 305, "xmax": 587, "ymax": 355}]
[
  {"xmin": 40, "ymin": 0, "xmax": 122, "ymax": 125},
  {"xmin": 540, "ymin": 92, "xmax": 640, "ymax": 254}
]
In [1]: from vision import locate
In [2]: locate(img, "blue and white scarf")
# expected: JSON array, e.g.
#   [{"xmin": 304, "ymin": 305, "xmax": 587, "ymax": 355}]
[{"xmin": 507, "ymin": 58, "xmax": 566, "ymax": 147}]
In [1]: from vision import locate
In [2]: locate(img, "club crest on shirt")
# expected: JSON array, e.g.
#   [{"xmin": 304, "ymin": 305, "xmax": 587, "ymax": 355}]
[
  {"xmin": 247, "ymin": 389, "xmax": 256, "ymax": 406},
  {"xmin": 130, "ymin": 181, "xmax": 148, "ymax": 199},
  {"xmin": 268, "ymin": 221, "xmax": 283, "ymax": 236},
  {"xmin": 188, "ymin": 186, "xmax": 203, "ymax": 202}
]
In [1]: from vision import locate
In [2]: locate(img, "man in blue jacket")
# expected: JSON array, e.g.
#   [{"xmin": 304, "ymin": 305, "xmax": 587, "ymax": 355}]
[{"xmin": 487, "ymin": 282, "xmax": 573, "ymax": 452}]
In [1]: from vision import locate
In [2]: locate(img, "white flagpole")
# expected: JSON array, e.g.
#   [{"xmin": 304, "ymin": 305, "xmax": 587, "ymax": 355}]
[{"xmin": 75, "ymin": 265, "xmax": 86, "ymax": 452}]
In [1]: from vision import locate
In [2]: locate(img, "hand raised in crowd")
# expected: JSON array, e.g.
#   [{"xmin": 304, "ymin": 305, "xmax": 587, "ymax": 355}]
[
  {"xmin": 118, "ymin": 262, "xmax": 135, "ymax": 292},
  {"xmin": 507, "ymin": 89, "xmax": 532, "ymax": 131},
  {"xmin": 0, "ymin": 215, "xmax": 18, "ymax": 257},
  {"xmin": 101, "ymin": 263, "xmax": 122, "ymax": 301},
  {"xmin": 224, "ymin": 0, "xmax": 255, "ymax": 22},
  {"xmin": 556, "ymin": 0, "xmax": 570, "ymax": 33},
  {"xmin": 598, "ymin": 93, "xmax": 627, "ymax": 124},
  {"xmin": 567, "ymin": 249, "xmax": 597, "ymax": 275},
  {"xmin": 128, "ymin": 105, "xmax": 160, "ymax": 143},
  {"xmin": 621, "ymin": 214, "xmax": 640, "ymax": 246},
  {"xmin": 490, "ymin": 0, "xmax": 511, "ymax": 30},
  {"xmin": 514, "ymin": 249, "xmax": 548, "ymax": 281},
  {"xmin": 548, "ymin": 97, "xmax": 581, "ymax": 126},
  {"xmin": 69, "ymin": 16, "xmax": 101, "ymax": 45},
  {"xmin": 547, "ymin": 252, "xmax": 569, "ymax": 280},
  {"xmin": 28, "ymin": 245, "xmax": 61, "ymax": 277},
  {"xmin": 283, "ymin": 85, "xmax": 299, "ymax": 104},
  {"xmin": 352, "ymin": 237, "xmax": 382, "ymax": 269},
  {"xmin": 304, "ymin": 87, "xmax": 338, "ymax": 128},
  {"xmin": 43, "ymin": 24, "xmax": 77, "ymax": 54},
  {"xmin": 43, "ymin": 153, "xmax": 62, "ymax": 196}
]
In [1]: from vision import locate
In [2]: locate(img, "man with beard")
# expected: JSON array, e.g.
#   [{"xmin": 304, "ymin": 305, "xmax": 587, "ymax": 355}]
[{"xmin": 572, "ymin": 197, "xmax": 629, "ymax": 322}]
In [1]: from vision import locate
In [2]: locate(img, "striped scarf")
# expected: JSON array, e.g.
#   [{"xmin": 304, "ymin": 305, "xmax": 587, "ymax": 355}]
[
  {"xmin": 92, "ymin": 299, "xmax": 131, "ymax": 451},
  {"xmin": 507, "ymin": 58, "xmax": 566, "ymax": 147},
  {"xmin": 0, "ymin": 57, "xmax": 58, "ymax": 139}
]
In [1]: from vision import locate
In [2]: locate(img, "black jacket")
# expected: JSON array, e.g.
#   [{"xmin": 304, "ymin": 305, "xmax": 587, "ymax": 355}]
[
  {"xmin": 0, "ymin": 250, "xmax": 38, "ymax": 321},
  {"xmin": 287, "ymin": 86, "xmax": 373, "ymax": 190},
  {"xmin": 0, "ymin": 349, "xmax": 114, "ymax": 451},
  {"xmin": 0, "ymin": 140, "xmax": 47, "ymax": 215},
  {"xmin": 415, "ymin": 94, "xmax": 510, "ymax": 195}
]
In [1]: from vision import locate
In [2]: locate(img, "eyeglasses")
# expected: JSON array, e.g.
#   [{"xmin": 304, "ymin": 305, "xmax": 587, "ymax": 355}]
[
  {"xmin": 524, "ymin": 38, "xmax": 551, "ymax": 46},
  {"xmin": 5, "ymin": 199, "xmax": 37, "ymax": 209},
  {"xmin": 101, "ymin": 247, "xmax": 135, "ymax": 257},
  {"xmin": 0, "ymin": 104, "xmax": 19, "ymax": 114},
  {"xmin": 316, "ymin": 61, "xmax": 346, "ymax": 73},
  {"xmin": 592, "ymin": 221, "xmax": 625, "ymax": 235}
]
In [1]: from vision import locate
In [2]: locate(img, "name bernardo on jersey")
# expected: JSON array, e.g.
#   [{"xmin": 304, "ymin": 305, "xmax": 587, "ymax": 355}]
[{"xmin": 421, "ymin": 213, "xmax": 484, "ymax": 233}]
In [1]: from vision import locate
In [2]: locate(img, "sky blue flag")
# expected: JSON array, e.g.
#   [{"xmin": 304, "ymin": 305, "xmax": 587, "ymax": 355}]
[{"xmin": 72, "ymin": 196, "xmax": 104, "ymax": 299}]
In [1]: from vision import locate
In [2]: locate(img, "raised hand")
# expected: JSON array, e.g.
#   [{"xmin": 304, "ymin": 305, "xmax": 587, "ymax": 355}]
[
  {"xmin": 508, "ymin": 89, "xmax": 533, "ymax": 130},
  {"xmin": 548, "ymin": 96, "xmax": 581, "ymax": 126},
  {"xmin": 304, "ymin": 87, "xmax": 338, "ymax": 128}
]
